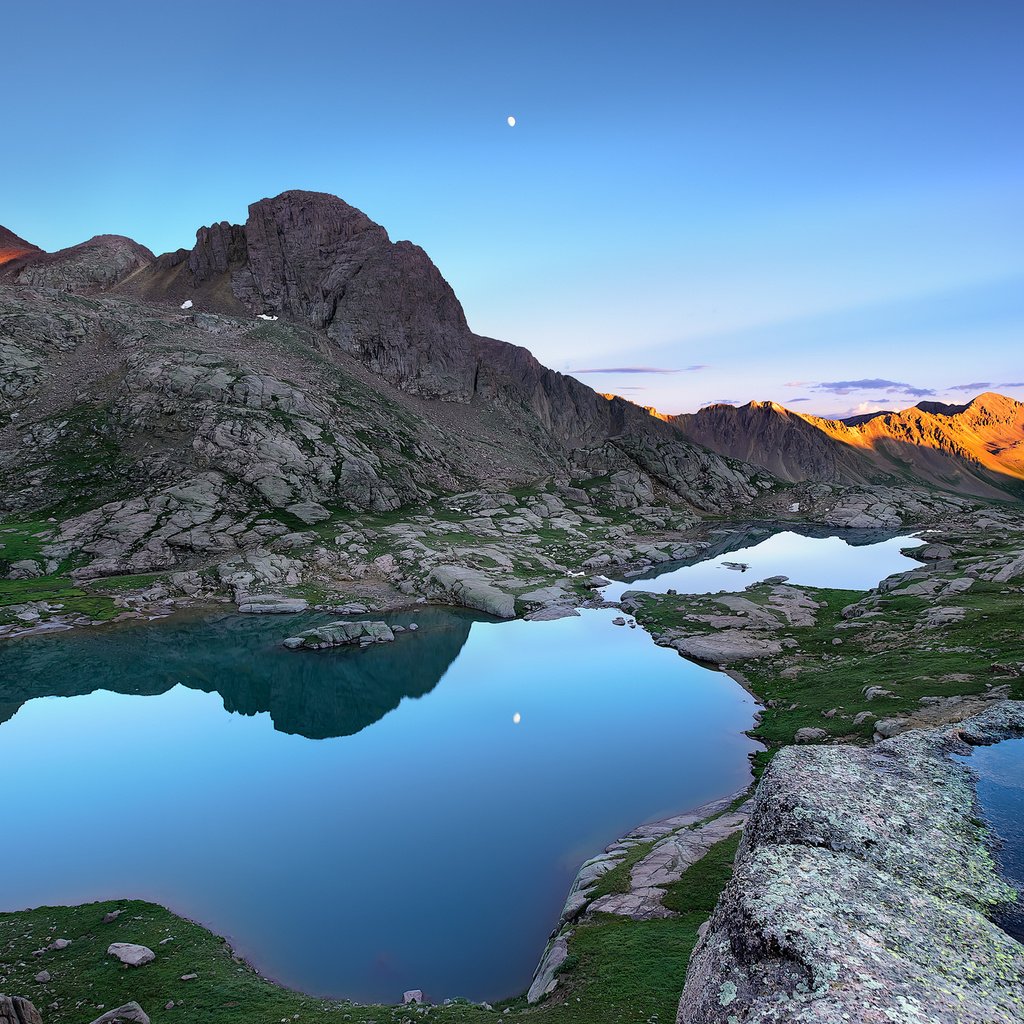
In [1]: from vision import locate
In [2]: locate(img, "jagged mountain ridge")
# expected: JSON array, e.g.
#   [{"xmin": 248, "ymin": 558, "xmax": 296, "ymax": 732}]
[
  {"xmin": 0, "ymin": 191, "xmax": 761, "ymax": 584},
  {"xmin": 671, "ymin": 393, "xmax": 1024, "ymax": 499}
]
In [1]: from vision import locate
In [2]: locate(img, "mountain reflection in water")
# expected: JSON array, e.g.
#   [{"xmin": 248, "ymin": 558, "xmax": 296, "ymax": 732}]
[{"xmin": 0, "ymin": 606, "xmax": 479, "ymax": 739}]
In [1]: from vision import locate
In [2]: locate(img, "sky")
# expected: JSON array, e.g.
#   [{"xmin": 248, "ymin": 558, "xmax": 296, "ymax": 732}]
[{"xmin": 3, "ymin": 0, "xmax": 1022, "ymax": 417}]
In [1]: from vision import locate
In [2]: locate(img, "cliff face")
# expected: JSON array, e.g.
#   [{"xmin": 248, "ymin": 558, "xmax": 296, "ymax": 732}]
[{"xmin": 672, "ymin": 394, "xmax": 1024, "ymax": 499}]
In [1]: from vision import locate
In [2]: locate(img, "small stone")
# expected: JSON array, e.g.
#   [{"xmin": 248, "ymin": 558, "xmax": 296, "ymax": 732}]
[
  {"xmin": 794, "ymin": 727, "xmax": 829, "ymax": 743},
  {"xmin": 35, "ymin": 970, "xmax": 51, "ymax": 983},
  {"xmin": 48, "ymin": 938, "xmax": 71, "ymax": 950},
  {"xmin": 180, "ymin": 973, "xmax": 198, "ymax": 981},
  {"xmin": 403, "ymin": 990, "xmax": 424, "ymax": 1005},
  {"xmin": 102, "ymin": 910, "xmax": 123, "ymax": 924}
]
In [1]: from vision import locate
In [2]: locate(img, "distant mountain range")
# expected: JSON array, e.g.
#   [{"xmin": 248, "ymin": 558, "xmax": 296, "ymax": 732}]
[{"xmin": 670, "ymin": 393, "xmax": 1024, "ymax": 499}]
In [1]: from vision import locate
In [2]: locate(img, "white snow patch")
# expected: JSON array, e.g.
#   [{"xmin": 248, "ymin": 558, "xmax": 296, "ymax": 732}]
[
  {"xmin": 180, "ymin": 299, "xmax": 193, "ymax": 310},
  {"xmin": 257, "ymin": 313, "xmax": 279, "ymax": 321}
]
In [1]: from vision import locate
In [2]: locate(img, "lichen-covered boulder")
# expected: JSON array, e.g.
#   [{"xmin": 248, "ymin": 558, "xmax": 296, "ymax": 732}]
[{"xmin": 283, "ymin": 620, "xmax": 395, "ymax": 650}]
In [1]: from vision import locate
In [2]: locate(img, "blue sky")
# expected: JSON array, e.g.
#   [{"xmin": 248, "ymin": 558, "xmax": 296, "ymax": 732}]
[{"xmin": 3, "ymin": 0, "xmax": 1021, "ymax": 416}]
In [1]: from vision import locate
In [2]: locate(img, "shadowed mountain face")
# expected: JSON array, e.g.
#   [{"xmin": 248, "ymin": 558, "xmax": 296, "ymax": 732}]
[
  {"xmin": 0, "ymin": 191, "xmax": 762, "ymax": 585},
  {"xmin": 672, "ymin": 394, "xmax": 1024, "ymax": 499},
  {"xmin": 0, "ymin": 606, "xmax": 478, "ymax": 738}
]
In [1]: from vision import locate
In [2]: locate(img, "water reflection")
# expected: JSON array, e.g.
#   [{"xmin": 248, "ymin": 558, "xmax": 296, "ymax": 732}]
[
  {"xmin": 602, "ymin": 526, "xmax": 925, "ymax": 601},
  {"xmin": 0, "ymin": 606, "xmax": 477, "ymax": 738}
]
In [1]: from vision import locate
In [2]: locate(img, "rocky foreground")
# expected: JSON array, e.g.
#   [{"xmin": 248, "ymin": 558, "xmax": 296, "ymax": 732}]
[{"xmin": 678, "ymin": 702, "xmax": 1024, "ymax": 1023}]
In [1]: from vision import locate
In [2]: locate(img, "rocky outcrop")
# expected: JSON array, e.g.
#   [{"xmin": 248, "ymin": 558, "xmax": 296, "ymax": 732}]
[
  {"xmin": 4, "ymin": 235, "xmax": 154, "ymax": 292},
  {"xmin": 0, "ymin": 996, "xmax": 42, "ymax": 1024},
  {"xmin": 0, "ymin": 226, "xmax": 41, "ymax": 267},
  {"xmin": 677, "ymin": 702, "xmax": 1024, "ymax": 1024},
  {"xmin": 283, "ymin": 619, "xmax": 395, "ymax": 649},
  {"xmin": 529, "ymin": 792, "xmax": 749, "ymax": 1004}
]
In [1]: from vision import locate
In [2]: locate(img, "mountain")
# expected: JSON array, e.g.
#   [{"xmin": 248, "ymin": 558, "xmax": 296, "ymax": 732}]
[
  {"xmin": 0, "ymin": 226, "xmax": 41, "ymax": 267},
  {"xmin": 672, "ymin": 394, "xmax": 1024, "ymax": 499},
  {"xmin": 0, "ymin": 191, "xmax": 759, "ymax": 589}
]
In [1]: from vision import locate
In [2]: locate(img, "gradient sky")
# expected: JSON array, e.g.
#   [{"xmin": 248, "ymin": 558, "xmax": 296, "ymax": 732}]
[{"xmin": 4, "ymin": 0, "xmax": 1022, "ymax": 416}]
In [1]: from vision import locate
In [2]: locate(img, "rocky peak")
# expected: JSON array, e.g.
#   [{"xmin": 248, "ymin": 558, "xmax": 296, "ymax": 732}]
[
  {"xmin": 4, "ymin": 233, "xmax": 154, "ymax": 292},
  {"xmin": 0, "ymin": 225, "xmax": 41, "ymax": 267}
]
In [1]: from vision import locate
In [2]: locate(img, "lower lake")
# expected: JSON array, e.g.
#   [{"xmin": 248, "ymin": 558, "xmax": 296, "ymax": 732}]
[{"xmin": 0, "ymin": 526, "xmax": 924, "ymax": 1003}]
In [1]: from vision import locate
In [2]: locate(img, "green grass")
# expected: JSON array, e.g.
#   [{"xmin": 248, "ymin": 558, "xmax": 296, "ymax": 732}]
[
  {"xmin": 0, "ymin": 521, "xmax": 54, "ymax": 566},
  {"xmin": 551, "ymin": 832, "xmax": 741, "ymax": 1023},
  {"xmin": 0, "ymin": 576, "xmax": 120, "ymax": 625}
]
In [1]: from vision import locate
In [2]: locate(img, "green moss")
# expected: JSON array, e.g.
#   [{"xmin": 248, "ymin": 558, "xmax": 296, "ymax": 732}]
[{"xmin": 0, "ymin": 576, "xmax": 120, "ymax": 624}]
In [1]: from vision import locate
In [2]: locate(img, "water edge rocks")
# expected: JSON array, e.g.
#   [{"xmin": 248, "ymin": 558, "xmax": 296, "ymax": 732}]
[
  {"xmin": 283, "ymin": 620, "xmax": 395, "ymax": 650},
  {"xmin": 676, "ymin": 701, "xmax": 1024, "ymax": 1024}
]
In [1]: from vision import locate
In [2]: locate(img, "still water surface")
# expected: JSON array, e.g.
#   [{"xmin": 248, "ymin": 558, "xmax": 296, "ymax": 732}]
[
  {"xmin": 0, "ymin": 527, "xmax": 924, "ymax": 1003},
  {"xmin": 601, "ymin": 528, "xmax": 925, "ymax": 601},
  {"xmin": 957, "ymin": 738, "xmax": 1024, "ymax": 942}
]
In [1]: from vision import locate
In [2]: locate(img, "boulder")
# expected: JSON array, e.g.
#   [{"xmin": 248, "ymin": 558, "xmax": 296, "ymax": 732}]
[
  {"xmin": 427, "ymin": 566, "xmax": 516, "ymax": 618},
  {"xmin": 237, "ymin": 594, "xmax": 308, "ymax": 614},
  {"xmin": 87, "ymin": 1002, "xmax": 151, "ymax": 1024},
  {"xmin": 284, "ymin": 620, "xmax": 395, "ymax": 650},
  {"xmin": 107, "ymin": 942, "xmax": 155, "ymax": 967},
  {"xmin": 794, "ymin": 727, "xmax": 828, "ymax": 742},
  {"xmin": 0, "ymin": 997, "xmax": 42, "ymax": 1024}
]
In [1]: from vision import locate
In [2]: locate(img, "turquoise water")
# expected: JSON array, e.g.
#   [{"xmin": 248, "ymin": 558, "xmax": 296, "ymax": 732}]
[
  {"xmin": 957, "ymin": 738, "xmax": 1024, "ymax": 942},
  {"xmin": 601, "ymin": 528, "xmax": 925, "ymax": 602},
  {"xmin": 0, "ymin": 605, "xmax": 756, "ymax": 1004},
  {"xmin": 0, "ymin": 528, "xmax": 926, "ymax": 1004}
]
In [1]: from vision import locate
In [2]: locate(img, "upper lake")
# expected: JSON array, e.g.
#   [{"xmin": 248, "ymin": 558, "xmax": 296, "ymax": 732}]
[{"xmin": 0, "ymin": 527, "xmax": 924, "ymax": 1004}]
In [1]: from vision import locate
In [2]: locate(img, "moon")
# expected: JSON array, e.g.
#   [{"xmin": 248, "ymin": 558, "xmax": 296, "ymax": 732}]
[
  {"xmin": 512, "ymin": 712, "xmax": 522, "ymax": 724},
  {"xmin": 507, "ymin": 115, "xmax": 516, "ymax": 127}
]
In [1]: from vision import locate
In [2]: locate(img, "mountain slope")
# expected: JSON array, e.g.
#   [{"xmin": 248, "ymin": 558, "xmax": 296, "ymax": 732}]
[
  {"xmin": 0, "ymin": 226, "xmax": 41, "ymax": 267},
  {"xmin": 0, "ymin": 191, "xmax": 761, "ymax": 591},
  {"xmin": 671, "ymin": 394, "xmax": 1024, "ymax": 499},
  {"xmin": 806, "ymin": 392, "xmax": 1024, "ymax": 489}
]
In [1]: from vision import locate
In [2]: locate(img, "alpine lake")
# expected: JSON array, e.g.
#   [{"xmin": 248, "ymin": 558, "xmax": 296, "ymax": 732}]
[{"xmin": 0, "ymin": 526, "xmax": 926, "ymax": 1003}]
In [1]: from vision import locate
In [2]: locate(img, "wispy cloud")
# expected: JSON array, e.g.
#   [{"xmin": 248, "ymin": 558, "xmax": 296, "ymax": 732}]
[
  {"xmin": 700, "ymin": 398, "xmax": 740, "ymax": 406},
  {"xmin": 814, "ymin": 378, "xmax": 935, "ymax": 398},
  {"xmin": 570, "ymin": 365, "xmax": 707, "ymax": 374},
  {"xmin": 788, "ymin": 397, "xmax": 812, "ymax": 403},
  {"xmin": 947, "ymin": 380, "xmax": 1024, "ymax": 392}
]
